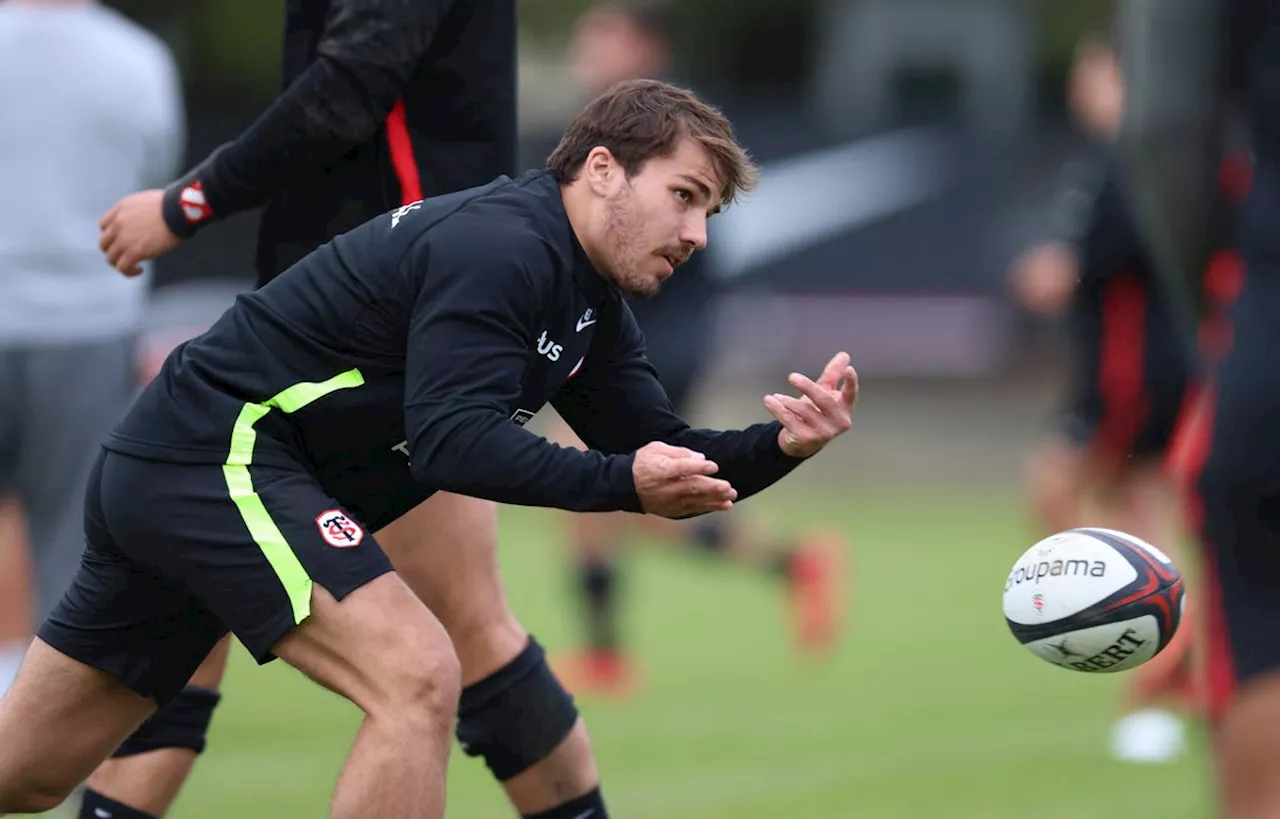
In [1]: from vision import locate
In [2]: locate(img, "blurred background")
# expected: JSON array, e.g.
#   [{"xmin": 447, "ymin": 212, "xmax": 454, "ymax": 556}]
[{"xmin": 22, "ymin": 0, "xmax": 1218, "ymax": 816}]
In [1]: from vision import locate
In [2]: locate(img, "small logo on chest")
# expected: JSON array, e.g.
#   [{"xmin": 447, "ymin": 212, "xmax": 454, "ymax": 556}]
[{"xmin": 536, "ymin": 330, "xmax": 563, "ymax": 362}]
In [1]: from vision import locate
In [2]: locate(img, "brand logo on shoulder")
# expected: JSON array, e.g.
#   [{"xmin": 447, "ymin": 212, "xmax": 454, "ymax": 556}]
[
  {"xmin": 536, "ymin": 330, "xmax": 563, "ymax": 362},
  {"xmin": 511, "ymin": 408, "xmax": 536, "ymax": 426},
  {"xmin": 316, "ymin": 509, "xmax": 364, "ymax": 548},
  {"xmin": 390, "ymin": 200, "xmax": 422, "ymax": 228},
  {"xmin": 576, "ymin": 309, "xmax": 597, "ymax": 332}
]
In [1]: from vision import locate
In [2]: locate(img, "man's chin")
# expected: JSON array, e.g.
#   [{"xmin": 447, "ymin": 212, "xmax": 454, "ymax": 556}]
[{"xmin": 620, "ymin": 276, "xmax": 662, "ymax": 298}]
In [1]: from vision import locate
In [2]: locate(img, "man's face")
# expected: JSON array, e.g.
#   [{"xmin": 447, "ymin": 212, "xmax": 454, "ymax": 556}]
[
  {"xmin": 1069, "ymin": 45, "xmax": 1126, "ymax": 141},
  {"xmin": 596, "ymin": 137, "xmax": 722, "ymax": 297},
  {"xmin": 570, "ymin": 10, "xmax": 668, "ymax": 95}
]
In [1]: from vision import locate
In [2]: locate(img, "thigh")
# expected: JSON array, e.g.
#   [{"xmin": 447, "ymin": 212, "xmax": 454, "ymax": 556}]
[
  {"xmin": 0, "ymin": 638, "xmax": 157, "ymax": 804},
  {"xmin": 270, "ymin": 572, "xmax": 457, "ymax": 714},
  {"xmin": 98, "ymin": 451, "xmax": 395, "ymax": 667},
  {"xmin": 378, "ymin": 493, "xmax": 526, "ymax": 684}
]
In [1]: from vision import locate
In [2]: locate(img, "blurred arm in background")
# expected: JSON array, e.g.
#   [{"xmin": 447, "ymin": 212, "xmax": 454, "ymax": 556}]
[
  {"xmin": 1011, "ymin": 35, "xmax": 1130, "ymax": 318},
  {"xmin": 1114, "ymin": 0, "xmax": 1228, "ymax": 335},
  {"xmin": 99, "ymin": 0, "xmax": 457, "ymax": 275}
]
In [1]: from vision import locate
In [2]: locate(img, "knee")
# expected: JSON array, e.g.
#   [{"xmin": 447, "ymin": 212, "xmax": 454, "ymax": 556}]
[
  {"xmin": 111, "ymin": 685, "xmax": 222, "ymax": 758},
  {"xmin": 455, "ymin": 636, "xmax": 579, "ymax": 781},
  {"xmin": 444, "ymin": 594, "xmax": 523, "ymax": 651},
  {"xmin": 442, "ymin": 599, "xmax": 528, "ymax": 687},
  {"xmin": 371, "ymin": 634, "xmax": 462, "ymax": 729}
]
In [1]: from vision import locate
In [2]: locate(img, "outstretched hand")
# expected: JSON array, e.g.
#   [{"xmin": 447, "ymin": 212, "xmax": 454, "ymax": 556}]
[{"xmin": 763, "ymin": 352, "xmax": 858, "ymax": 458}]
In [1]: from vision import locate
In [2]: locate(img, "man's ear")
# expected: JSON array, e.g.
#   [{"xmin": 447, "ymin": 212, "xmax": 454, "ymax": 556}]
[{"xmin": 581, "ymin": 146, "xmax": 618, "ymax": 196}]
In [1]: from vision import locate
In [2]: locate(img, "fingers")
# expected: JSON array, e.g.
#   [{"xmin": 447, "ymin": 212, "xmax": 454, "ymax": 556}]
[
  {"xmin": 99, "ymin": 204, "xmax": 118, "ymax": 232},
  {"xmin": 665, "ymin": 454, "xmax": 720, "ymax": 478},
  {"xmin": 98, "ymin": 221, "xmax": 118, "ymax": 254},
  {"xmin": 841, "ymin": 366, "xmax": 858, "ymax": 408},
  {"xmin": 816, "ymin": 351, "xmax": 851, "ymax": 389},
  {"xmin": 99, "ymin": 212, "xmax": 138, "ymax": 276},
  {"xmin": 763, "ymin": 393, "xmax": 819, "ymax": 427},
  {"xmin": 116, "ymin": 250, "xmax": 140, "ymax": 277},
  {"xmin": 104, "ymin": 240, "xmax": 139, "ymax": 277},
  {"xmin": 762, "ymin": 393, "xmax": 790, "ymax": 425},
  {"xmin": 104, "ymin": 237, "xmax": 126, "ymax": 271},
  {"xmin": 787, "ymin": 372, "xmax": 842, "ymax": 415},
  {"xmin": 676, "ymin": 475, "xmax": 737, "ymax": 511},
  {"xmin": 644, "ymin": 441, "xmax": 704, "ymax": 460}
]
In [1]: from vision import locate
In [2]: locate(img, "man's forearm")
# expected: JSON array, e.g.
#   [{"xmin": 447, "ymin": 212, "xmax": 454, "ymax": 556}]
[
  {"xmin": 1116, "ymin": 0, "xmax": 1226, "ymax": 332},
  {"xmin": 664, "ymin": 422, "xmax": 807, "ymax": 505}
]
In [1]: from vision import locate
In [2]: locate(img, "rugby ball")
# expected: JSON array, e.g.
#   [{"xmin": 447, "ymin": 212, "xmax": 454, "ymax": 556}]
[{"xmin": 1003, "ymin": 528, "xmax": 1184, "ymax": 673}]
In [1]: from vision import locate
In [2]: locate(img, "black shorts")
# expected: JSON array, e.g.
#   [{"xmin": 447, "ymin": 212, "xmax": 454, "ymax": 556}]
[
  {"xmin": 1056, "ymin": 371, "xmax": 1189, "ymax": 465},
  {"xmin": 1057, "ymin": 274, "xmax": 1193, "ymax": 466},
  {"xmin": 37, "ymin": 449, "xmax": 393, "ymax": 705}
]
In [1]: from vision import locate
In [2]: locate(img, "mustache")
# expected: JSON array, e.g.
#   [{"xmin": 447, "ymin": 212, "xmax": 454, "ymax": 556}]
[{"xmin": 659, "ymin": 246, "xmax": 694, "ymax": 266}]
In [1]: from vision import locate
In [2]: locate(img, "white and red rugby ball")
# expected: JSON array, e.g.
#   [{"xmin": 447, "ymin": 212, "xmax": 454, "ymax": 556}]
[{"xmin": 1003, "ymin": 528, "xmax": 1185, "ymax": 673}]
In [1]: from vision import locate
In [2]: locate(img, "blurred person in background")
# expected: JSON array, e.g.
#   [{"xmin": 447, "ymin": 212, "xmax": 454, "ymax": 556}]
[
  {"xmin": 0, "ymin": 0, "xmax": 182, "ymax": 717},
  {"xmin": 1008, "ymin": 32, "xmax": 1203, "ymax": 764},
  {"xmin": 543, "ymin": 1, "xmax": 846, "ymax": 697},
  {"xmin": 1119, "ymin": 0, "xmax": 1280, "ymax": 815},
  {"xmin": 94, "ymin": 3, "xmax": 628, "ymax": 819}
]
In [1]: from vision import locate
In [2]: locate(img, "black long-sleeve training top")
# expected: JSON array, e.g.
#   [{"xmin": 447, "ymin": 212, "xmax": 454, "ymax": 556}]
[{"xmin": 114, "ymin": 171, "xmax": 805, "ymax": 530}]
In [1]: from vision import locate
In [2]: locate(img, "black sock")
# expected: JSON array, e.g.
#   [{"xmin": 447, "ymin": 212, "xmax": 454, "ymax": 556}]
[
  {"xmin": 686, "ymin": 516, "xmax": 729, "ymax": 555},
  {"xmin": 80, "ymin": 789, "xmax": 157, "ymax": 819},
  {"xmin": 577, "ymin": 558, "xmax": 618, "ymax": 651},
  {"xmin": 522, "ymin": 786, "xmax": 608, "ymax": 819},
  {"xmin": 769, "ymin": 542, "xmax": 799, "ymax": 579}
]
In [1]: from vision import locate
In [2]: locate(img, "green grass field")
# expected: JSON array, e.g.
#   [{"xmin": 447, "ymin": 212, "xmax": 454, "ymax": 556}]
[{"xmin": 149, "ymin": 484, "xmax": 1211, "ymax": 818}]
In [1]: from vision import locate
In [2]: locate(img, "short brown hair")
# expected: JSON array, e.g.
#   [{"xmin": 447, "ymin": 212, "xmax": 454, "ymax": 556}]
[{"xmin": 547, "ymin": 78, "xmax": 758, "ymax": 207}]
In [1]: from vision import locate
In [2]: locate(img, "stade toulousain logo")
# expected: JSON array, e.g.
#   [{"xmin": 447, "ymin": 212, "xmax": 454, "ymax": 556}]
[
  {"xmin": 316, "ymin": 509, "xmax": 364, "ymax": 548},
  {"xmin": 180, "ymin": 181, "xmax": 213, "ymax": 224}
]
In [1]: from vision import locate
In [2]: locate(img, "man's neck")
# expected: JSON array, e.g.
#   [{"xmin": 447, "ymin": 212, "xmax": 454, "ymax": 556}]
[{"xmin": 560, "ymin": 182, "xmax": 608, "ymax": 281}]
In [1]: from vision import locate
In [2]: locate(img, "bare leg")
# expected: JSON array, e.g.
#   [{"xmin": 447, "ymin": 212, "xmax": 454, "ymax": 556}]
[
  {"xmin": 1213, "ymin": 673, "xmax": 1280, "ymax": 818},
  {"xmin": 272, "ymin": 574, "xmax": 460, "ymax": 819},
  {"xmin": 0, "ymin": 638, "xmax": 155, "ymax": 813},
  {"xmin": 380, "ymin": 493, "xmax": 601, "ymax": 815},
  {"xmin": 1025, "ymin": 435, "xmax": 1091, "ymax": 534},
  {"xmin": 84, "ymin": 635, "xmax": 233, "ymax": 816}
]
